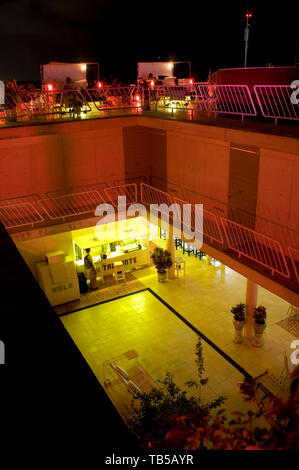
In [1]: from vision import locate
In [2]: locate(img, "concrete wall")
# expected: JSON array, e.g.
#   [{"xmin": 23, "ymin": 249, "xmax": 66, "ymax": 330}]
[
  {"xmin": 0, "ymin": 117, "xmax": 132, "ymax": 200},
  {"xmin": 138, "ymin": 117, "xmax": 299, "ymax": 248},
  {"xmin": 256, "ymin": 149, "xmax": 299, "ymax": 230},
  {"xmin": 0, "ymin": 116, "xmax": 298, "ymax": 248}
]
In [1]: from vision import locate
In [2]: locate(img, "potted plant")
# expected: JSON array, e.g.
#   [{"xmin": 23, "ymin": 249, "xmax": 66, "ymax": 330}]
[
  {"xmin": 231, "ymin": 303, "xmax": 246, "ymax": 343},
  {"xmin": 253, "ymin": 305, "xmax": 267, "ymax": 347},
  {"xmin": 151, "ymin": 247, "xmax": 172, "ymax": 282}
]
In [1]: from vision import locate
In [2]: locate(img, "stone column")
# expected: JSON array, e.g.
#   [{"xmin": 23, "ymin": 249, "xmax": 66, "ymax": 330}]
[
  {"xmin": 167, "ymin": 223, "xmax": 175, "ymax": 279},
  {"xmin": 244, "ymin": 279, "xmax": 258, "ymax": 340}
]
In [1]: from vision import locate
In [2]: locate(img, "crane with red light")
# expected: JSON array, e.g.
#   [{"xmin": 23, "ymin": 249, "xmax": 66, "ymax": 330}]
[{"xmin": 244, "ymin": 11, "xmax": 253, "ymax": 67}]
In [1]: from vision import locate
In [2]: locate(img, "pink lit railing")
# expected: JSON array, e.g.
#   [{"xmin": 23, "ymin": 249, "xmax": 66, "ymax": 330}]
[
  {"xmin": 173, "ymin": 196, "xmax": 224, "ymax": 244},
  {"xmin": 0, "ymin": 202, "xmax": 44, "ymax": 228},
  {"xmin": 288, "ymin": 246, "xmax": 299, "ymax": 283},
  {"xmin": 221, "ymin": 218, "xmax": 290, "ymax": 278},
  {"xmin": 141, "ymin": 183, "xmax": 223, "ymax": 244},
  {"xmin": 141, "ymin": 182, "xmax": 173, "ymax": 208},
  {"xmin": 253, "ymin": 85, "xmax": 299, "ymax": 124},
  {"xmin": 4, "ymin": 92, "xmax": 30, "ymax": 119},
  {"xmin": 148, "ymin": 85, "xmax": 205, "ymax": 111},
  {"xmin": 141, "ymin": 184, "xmax": 292, "ymax": 279},
  {"xmin": 195, "ymin": 84, "xmax": 257, "ymax": 118},
  {"xmin": 0, "ymin": 182, "xmax": 298, "ymax": 283},
  {"xmin": 2, "ymin": 84, "xmax": 299, "ymax": 124},
  {"xmin": 86, "ymin": 86, "xmax": 143, "ymax": 110},
  {"xmin": 16, "ymin": 90, "xmax": 92, "ymax": 117},
  {"xmin": 104, "ymin": 183, "xmax": 137, "ymax": 206},
  {"xmin": 37, "ymin": 190, "xmax": 104, "ymax": 220}
]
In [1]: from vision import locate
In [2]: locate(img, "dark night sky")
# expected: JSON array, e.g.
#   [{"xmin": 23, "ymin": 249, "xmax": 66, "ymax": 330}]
[{"xmin": 0, "ymin": 0, "xmax": 298, "ymax": 82}]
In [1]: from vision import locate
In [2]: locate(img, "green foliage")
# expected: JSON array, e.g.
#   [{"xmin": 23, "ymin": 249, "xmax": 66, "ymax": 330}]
[
  {"xmin": 151, "ymin": 247, "xmax": 173, "ymax": 274},
  {"xmin": 125, "ymin": 337, "xmax": 226, "ymax": 449},
  {"xmin": 231, "ymin": 303, "xmax": 246, "ymax": 322}
]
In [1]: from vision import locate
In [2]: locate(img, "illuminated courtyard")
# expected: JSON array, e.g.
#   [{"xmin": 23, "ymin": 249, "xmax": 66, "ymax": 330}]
[{"xmin": 60, "ymin": 248, "xmax": 294, "ymax": 426}]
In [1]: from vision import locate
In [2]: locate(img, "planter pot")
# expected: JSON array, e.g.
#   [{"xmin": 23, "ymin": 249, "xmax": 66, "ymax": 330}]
[
  {"xmin": 253, "ymin": 322, "xmax": 266, "ymax": 347},
  {"xmin": 157, "ymin": 271, "xmax": 167, "ymax": 282},
  {"xmin": 233, "ymin": 319, "xmax": 245, "ymax": 343}
]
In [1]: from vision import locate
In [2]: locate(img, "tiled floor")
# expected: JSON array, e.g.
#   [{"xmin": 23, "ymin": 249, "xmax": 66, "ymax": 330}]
[
  {"xmin": 55, "ymin": 272, "xmax": 145, "ymax": 315},
  {"xmin": 133, "ymin": 251, "xmax": 296, "ymax": 378},
  {"xmin": 60, "ymin": 250, "xmax": 296, "ymax": 428},
  {"xmin": 61, "ymin": 290, "xmax": 260, "ymax": 422}
]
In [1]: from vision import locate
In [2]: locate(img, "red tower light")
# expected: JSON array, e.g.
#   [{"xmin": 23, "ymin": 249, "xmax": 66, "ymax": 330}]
[
  {"xmin": 97, "ymin": 81, "xmax": 102, "ymax": 88},
  {"xmin": 47, "ymin": 84, "xmax": 53, "ymax": 91},
  {"xmin": 245, "ymin": 12, "xmax": 252, "ymax": 18},
  {"xmin": 189, "ymin": 78, "xmax": 193, "ymax": 84}
]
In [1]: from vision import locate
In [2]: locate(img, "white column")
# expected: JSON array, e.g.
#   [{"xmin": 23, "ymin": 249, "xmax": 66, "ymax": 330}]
[
  {"xmin": 244, "ymin": 279, "xmax": 258, "ymax": 340},
  {"xmin": 167, "ymin": 223, "xmax": 175, "ymax": 279},
  {"xmin": 206, "ymin": 255, "xmax": 212, "ymax": 265}
]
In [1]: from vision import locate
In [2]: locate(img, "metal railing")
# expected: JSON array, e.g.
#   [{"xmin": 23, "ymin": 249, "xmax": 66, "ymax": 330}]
[
  {"xmin": 0, "ymin": 182, "xmax": 298, "ymax": 284},
  {"xmin": 86, "ymin": 86, "xmax": 142, "ymax": 111},
  {"xmin": 141, "ymin": 183, "xmax": 293, "ymax": 280},
  {"xmin": 254, "ymin": 84, "xmax": 299, "ymax": 124},
  {"xmin": 148, "ymin": 85, "xmax": 205, "ymax": 111},
  {"xmin": 37, "ymin": 190, "xmax": 104, "ymax": 220},
  {"xmin": 1, "ymin": 83, "xmax": 298, "ymax": 124},
  {"xmin": 195, "ymin": 84, "xmax": 257, "ymax": 119},
  {"xmin": 141, "ymin": 183, "xmax": 224, "ymax": 244},
  {"xmin": 288, "ymin": 246, "xmax": 299, "ymax": 283},
  {"xmin": 0, "ymin": 202, "xmax": 44, "ymax": 228},
  {"xmin": 173, "ymin": 196, "xmax": 224, "ymax": 244},
  {"xmin": 221, "ymin": 218, "xmax": 290, "ymax": 278},
  {"xmin": 104, "ymin": 183, "xmax": 137, "ymax": 206},
  {"xmin": 4, "ymin": 89, "xmax": 92, "ymax": 120}
]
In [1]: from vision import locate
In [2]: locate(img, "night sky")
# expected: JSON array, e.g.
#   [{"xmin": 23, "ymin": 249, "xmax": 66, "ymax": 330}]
[{"xmin": 0, "ymin": 0, "xmax": 298, "ymax": 82}]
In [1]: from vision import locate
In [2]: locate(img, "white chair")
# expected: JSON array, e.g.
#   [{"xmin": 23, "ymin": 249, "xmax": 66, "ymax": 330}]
[
  {"xmin": 95, "ymin": 262, "xmax": 104, "ymax": 284},
  {"xmin": 114, "ymin": 261, "xmax": 126, "ymax": 285},
  {"xmin": 174, "ymin": 257, "xmax": 186, "ymax": 278}
]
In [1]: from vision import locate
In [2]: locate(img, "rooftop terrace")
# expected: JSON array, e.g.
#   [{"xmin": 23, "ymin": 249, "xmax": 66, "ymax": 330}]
[{"xmin": 1, "ymin": 84, "xmax": 298, "ymax": 138}]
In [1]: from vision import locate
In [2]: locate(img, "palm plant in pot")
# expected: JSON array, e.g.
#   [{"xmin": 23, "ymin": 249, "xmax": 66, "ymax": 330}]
[
  {"xmin": 231, "ymin": 303, "xmax": 246, "ymax": 343},
  {"xmin": 151, "ymin": 247, "xmax": 172, "ymax": 282},
  {"xmin": 253, "ymin": 305, "xmax": 267, "ymax": 347}
]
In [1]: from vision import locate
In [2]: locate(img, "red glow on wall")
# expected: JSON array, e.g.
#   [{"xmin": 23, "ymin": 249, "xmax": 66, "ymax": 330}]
[{"xmin": 47, "ymin": 84, "xmax": 53, "ymax": 91}]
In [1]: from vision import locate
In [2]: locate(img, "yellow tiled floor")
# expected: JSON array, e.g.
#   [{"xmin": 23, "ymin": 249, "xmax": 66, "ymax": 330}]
[
  {"xmin": 60, "ymin": 251, "xmax": 295, "ymax": 428},
  {"xmin": 62, "ymin": 293, "xmax": 254, "ymax": 423},
  {"xmin": 133, "ymin": 251, "xmax": 295, "ymax": 378}
]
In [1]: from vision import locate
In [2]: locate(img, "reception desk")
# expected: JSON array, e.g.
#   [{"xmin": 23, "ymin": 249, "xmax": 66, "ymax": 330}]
[{"xmin": 75, "ymin": 246, "xmax": 148, "ymax": 276}]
